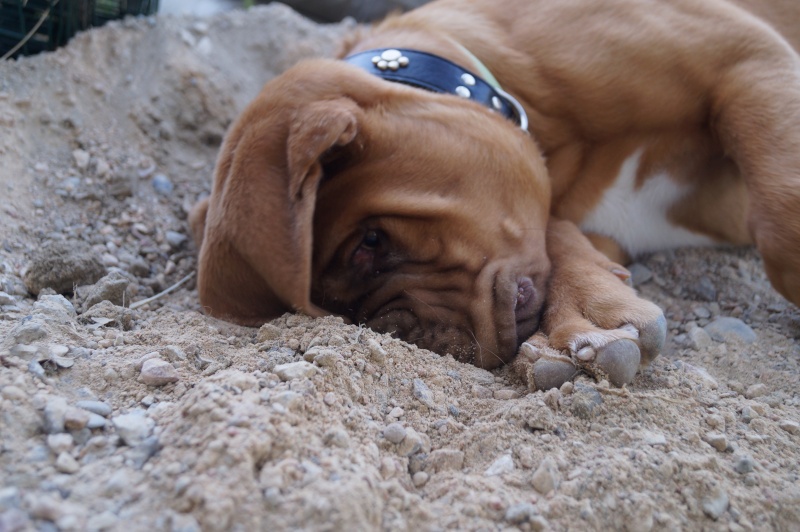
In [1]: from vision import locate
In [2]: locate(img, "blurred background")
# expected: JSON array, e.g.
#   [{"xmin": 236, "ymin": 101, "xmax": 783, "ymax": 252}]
[{"xmin": 1, "ymin": 0, "xmax": 431, "ymax": 60}]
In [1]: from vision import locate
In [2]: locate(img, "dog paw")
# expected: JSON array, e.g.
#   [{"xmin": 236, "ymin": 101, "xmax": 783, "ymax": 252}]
[
  {"xmin": 513, "ymin": 334, "xmax": 579, "ymax": 391},
  {"xmin": 558, "ymin": 312, "xmax": 667, "ymax": 387}
]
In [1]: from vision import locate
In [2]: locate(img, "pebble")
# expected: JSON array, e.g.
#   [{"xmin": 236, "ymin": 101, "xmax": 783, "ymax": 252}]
[
  {"xmin": 745, "ymin": 383, "xmax": 768, "ymax": 399},
  {"xmin": 627, "ymin": 263, "xmax": 653, "ymax": 286},
  {"xmin": 388, "ymin": 406, "xmax": 404, "ymax": 419},
  {"xmin": 86, "ymin": 413, "xmax": 107, "ymax": 429},
  {"xmin": 494, "ymin": 389, "xmax": 520, "ymax": 400},
  {"xmin": 76, "ymin": 400, "xmax": 112, "ymax": 417},
  {"xmin": 484, "ymin": 454, "xmax": 515, "ymax": 476},
  {"xmin": 397, "ymin": 427, "xmax": 428, "ymax": 457},
  {"xmin": 1, "ymin": 385, "xmax": 26, "ymax": 401},
  {"xmin": 704, "ymin": 317, "xmax": 757, "ymax": 344},
  {"xmin": 688, "ymin": 327, "xmax": 712, "ymax": 350},
  {"xmin": 46, "ymin": 433, "xmax": 74, "ymax": 454},
  {"xmin": 23, "ymin": 240, "xmax": 106, "ymax": 296},
  {"xmin": 139, "ymin": 358, "xmax": 180, "ymax": 386},
  {"xmin": 313, "ymin": 350, "xmax": 343, "ymax": 367},
  {"xmin": 72, "ymin": 149, "xmax": 90, "ymax": 169},
  {"xmin": 701, "ymin": 487, "xmax": 729, "ymax": 520},
  {"xmin": 531, "ymin": 456, "xmax": 560, "ymax": 494},
  {"xmin": 165, "ymin": 231, "xmax": 187, "ymax": 248},
  {"xmin": 55, "ymin": 452, "xmax": 80, "ymax": 474},
  {"xmin": 642, "ymin": 431, "xmax": 667, "ymax": 446},
  {"xmin": 44, "ymin": 397, "xmax": 69, "ymax": 434},
  {"xmin": 151, "ymin": 173, "xmax": 174, "ymax": 196},
  {"xmin": 733, "ymin": 455, "xmax": 756, "ymax": 474},
  {"xmin": 471, "ymin": 384, "xmax": 492, "ymax": 398},
  {"xmin": 703, "ymin": 432, "xmax": 729, "ymax": 452},
  {"xmin": 424, "ymin": 449, "xmax": 465, "ymax": 473},
  {"xmin": 412, "ymin": 471, "xmax": 429, "ymax": 487},
  {"xmin": 82, "ymin": 270, "xmax": 131, "ymax": 309},
  {"xmin": 274, "ymin": 361, "xmax": 318, "ymax": 381},
  {"xmin": 691, "ymin": 276, "xmax": 717, "ymax": 301},
  {"xmin": 505, "ymin": 502, "xmax": 539, "ymax": 525},
  {"xmin": 271, "ymin": 391, "xmax": 304, "ymax": 412},
  {"xmin": 741, "ymin": 406, "xmax": 758, "ymax": 423},
  {"xmin": 258, "ymin": 323, "xmax": 282, "ymax": 342},
  {"xmin": 412, "ymin": 378, "xmax": 436, "ymax": 408},
  {"xmin": 64, "ymin": 407, "xmax": 90, "ymax": 431},
  {"xmin": 383, "ymin": 423, "xmax": 407, "ymax": 444},
  {"xmin": 323, "ymin": 392, "xmax": 337, "ymax": 406},
  {"xmin": 112, "ymin": 411, "xmax": 154, "ymax": 447},
  {"xmin": 570, "ymin": 384, "xmax": 603, "ymax": 420},
  {"xmin": 0, "ymin": 291, "xmax": 14, "ymax": 305},
  {"xmin": 368, "ymin": 339, "xmax": 387, "ymax": 364},
  {"xmin": 323, "ymin": 428, "xmax": 350, "ymax": 448},
  {"xmin": 779, "ymin": 420, "xmax": 800, "ymax": 435}
]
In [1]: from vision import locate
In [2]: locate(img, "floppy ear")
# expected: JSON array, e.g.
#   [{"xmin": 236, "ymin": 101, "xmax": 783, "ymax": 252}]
[{"xmin": 195, "ymin": 97, "xmax": 361, "ymax": 325}]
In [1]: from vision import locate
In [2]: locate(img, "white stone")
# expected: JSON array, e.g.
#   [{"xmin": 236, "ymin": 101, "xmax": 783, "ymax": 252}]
[
  {"xmin": 274, "ymin": 361, "xmax": 318, "ymax": 381},
  {"xmin": 484, "ymin": 454, "xmax": 515, "ymax": 476}
]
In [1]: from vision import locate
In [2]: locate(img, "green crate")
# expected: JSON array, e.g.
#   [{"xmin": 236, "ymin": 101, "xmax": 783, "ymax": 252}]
[{"xmin": 1, "ymin": 0, "xmax": 159, "ymax": 60}]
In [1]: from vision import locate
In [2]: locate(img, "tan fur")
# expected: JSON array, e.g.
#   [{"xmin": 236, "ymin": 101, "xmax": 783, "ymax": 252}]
[{"xmin": 191, "ymin": 0, "xmax": 800, "ymax": 377}]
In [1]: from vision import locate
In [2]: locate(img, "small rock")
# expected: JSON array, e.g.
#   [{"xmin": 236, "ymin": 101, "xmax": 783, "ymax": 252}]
[
  {"xmin": 397, "ymin": 427, "xmax": 428, "ymax": 457},
  {"xmin": 86, "ymin": 413, "xmax": 107, "ymax": 429},
  {"xmin": 733, "ymin": 455, "xmax": 756, "ymax": 474},
  {"xmin": 691, "ymin": 276, "xmax": 717, "ymax": 301},
  {"xmin": 779, "ymin": 420, "xmax": 800, "ymax": 435},
  {"xmin": 642, "ymin": 431, "xmax": 667, "ymax": 446},
  {"xmin": 388, "ymin": 406, "xmax": 405, "ymax": 419},
  {"xmin": 82, "ymin": 270, "xmax": 132, "ymax": 309},
  {"xmin": 628, "ymin": 263, "xmax": 653, "ymax": 286},
  {"xmin": 485, "ymin": 454, "xmax": 515, "ymax": 476},
  {"xmin": 703, "ymin": 432, "xmax": 728, "ymax": 452},
  {"xmin": 151, "ymin": 174, "xmax": 174, "ymax": 196},
  {"xmin": 0, "ymin": 291, "xmax": 14, "ymax": 305},
  {"xmin": 165, "ymin": 231, "xmax": 187, "ymax": 248},
  {"xmin": 692, "ymin": 305, "xmax": 712, "ymax": 319},
  {"xmin": 44, "ymin": 397, "xmax": 69, "ymax": 434},
  {"xmin": 134, "ymin": 352, "xmax": 161, "ymax": 371},
  {"xmin": 23, "ymin": 240, "xmax": 105, "ymax": 296},
  {"xmin": 741, "ymin": 406, "xmax": 758, "ymax": 423},
  {"xmin": 64, "ymin": 407, "xmax": 90, "ymax": 431},
  {"xmin": 532, "ymin": 456, "xmax": 560, "ymax": 494},
  {"xmin": 72, "ymin": 149, "xmax": 90, "ymax": 169},
  {"xmin": 274, "ymin": 361, "xmax": 318, "ymax": 381},
  {"xmin": 112, "ymin": 411, "xmax": 154, "ymax": 447},
  {"xmin": 11, "ymin": 321, "xmax": 47, "ymax": 345},
  {"xmin": 412, "ymin": 378, "xmax": 436, "ymax": 408},
  {"xmin": 383, "ymin": 423, "xmax": 407, "ymax": 444},
  {"xmin": 75, "ymin": 401, "xmax": 111, "ymax": 417},
  {"xmin": 688, "ymin": 327, "xmax": 712, "ymax": 350},
  {"xmin": 129, "ymin": 436, "xmax": 161, "ymax": 469},
  {"xmin": 271, "ymin": 391, "xmax": 304, "ymax": 412},
  {"xmin": 313, "ymin": 350, "xmax": 343, "ymax": 367},
  {"xmin": 1, "ymin": 385, "xmax": 27, "ymax": 401},
  {"xmin": 46, "ymin": 433, "xmax": 74, "ymax": 454},
  {"xmin": 368, "ymin": 339, "xmax": 387, "ymax": 364},
  {"xmin": 701, "ymin": 487, "xmax": 729, "ymax": 520},
  {"xmin": 55, "ymin": 452, "xmax": 80, "ymax": 474},
  {"xmin": 704, "ymin": 317, "xmax": 757, "ymax": 344},
  {"xmin": 494, "ymin": 389, "xmax": 520, "ymax": 400},
  {"xmin": 257, "ymin": 323, "xmax": 282, "ymax": 342},
  {"xmin": 471, "ymin": 384, "xmax": 492, "ymax": 398},
  {"xmin": 139, "ymin": 358, "xmax": 179, "ymax": 386},
  {"xmin": 323, "ymin": 428, "xmax": 350, "ymax": 448},
  {"xmin": 424, "ymin": 449, "xmax": 465, "ymax": 473},
  {"xmin": 505, "ymin": 502, "xmax": 539, "ymax": 525},
  {"xmin": 745, "ymin": 383, "xmax": 768, "ymax": 399},
  {"xmin": 570, "ymin": 383, "xmax": 603, "ymax": 420},
  {"xmin": 412, "ymin": 471, "xmax": 429, "ymax": 487}
]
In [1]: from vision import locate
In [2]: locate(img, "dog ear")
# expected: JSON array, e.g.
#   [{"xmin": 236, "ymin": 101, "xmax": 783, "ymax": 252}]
[{"xmin": 195, "ymin": 98, "xmax": 361, "ymax": 325}]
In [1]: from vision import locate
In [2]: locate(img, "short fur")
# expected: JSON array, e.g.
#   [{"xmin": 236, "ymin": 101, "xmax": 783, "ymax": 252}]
[{"xmin": 191, "ymin": 0, "xmax": 800, "ymax": 388}]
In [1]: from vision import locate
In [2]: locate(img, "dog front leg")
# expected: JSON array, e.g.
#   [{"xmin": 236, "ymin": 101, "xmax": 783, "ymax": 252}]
[{"xmin": 513, "ymin": 219, "xmax": 666, "ymax": 391}]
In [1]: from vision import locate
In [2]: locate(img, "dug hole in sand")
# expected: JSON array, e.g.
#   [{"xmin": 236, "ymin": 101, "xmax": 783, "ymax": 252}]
[{"xmin": 0, "ymin": 5, "xmax": 799, "ymax": 531}]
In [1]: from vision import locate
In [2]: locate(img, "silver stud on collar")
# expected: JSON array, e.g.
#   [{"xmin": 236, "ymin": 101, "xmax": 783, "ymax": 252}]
[
  {"xmin": 372, "ymin": 49, "xmax": 410, "ymax": 71},
  {"xmin": 455, "ymin": 86, "xmax": 472, "ymax": 98},
  {"xmin": 460, "ymin": 73, "xmax": 476, "ymax": 86},
  {"xmin": 491, "ymin": 96, "xmax": 502, "ymax": 110}
]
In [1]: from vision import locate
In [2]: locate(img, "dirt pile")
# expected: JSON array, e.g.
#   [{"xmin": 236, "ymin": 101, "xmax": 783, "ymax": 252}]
[{"xmin": 0, "ymin": 5, "xmax": 799, "ymax": 531}]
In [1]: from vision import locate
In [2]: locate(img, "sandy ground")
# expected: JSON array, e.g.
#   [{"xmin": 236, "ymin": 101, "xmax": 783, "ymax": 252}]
[{"xmin": 0, "ymin": 5, "xmax": 799, "ymax": 531}]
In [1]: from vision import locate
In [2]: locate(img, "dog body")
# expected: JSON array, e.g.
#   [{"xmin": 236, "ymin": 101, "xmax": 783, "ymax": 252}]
[{"xmin": 192, "ymin": 0, "xmax": 800, "ymax": 389}]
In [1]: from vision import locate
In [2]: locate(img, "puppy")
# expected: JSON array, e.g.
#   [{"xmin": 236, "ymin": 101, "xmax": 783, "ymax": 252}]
[{"xmin": 191, "ymin": 0, "xmax": 800, "ymax": 390}]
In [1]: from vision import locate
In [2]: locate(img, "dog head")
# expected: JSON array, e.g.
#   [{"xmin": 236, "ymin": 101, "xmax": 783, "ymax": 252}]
[{"xmin": 191, "ymin": 59, "xmax": 551, "ymax": 368}]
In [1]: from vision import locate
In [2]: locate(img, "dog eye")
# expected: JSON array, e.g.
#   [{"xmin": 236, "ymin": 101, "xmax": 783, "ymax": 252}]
[{"xmin": 362, "ymin": 230, "xmax": 381, "ymax": 249}]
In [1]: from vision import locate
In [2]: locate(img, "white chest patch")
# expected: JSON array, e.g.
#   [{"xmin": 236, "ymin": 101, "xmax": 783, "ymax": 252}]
[{"xmin": 580, "ymin": 149, "xmax": 715, "ymax": 256}]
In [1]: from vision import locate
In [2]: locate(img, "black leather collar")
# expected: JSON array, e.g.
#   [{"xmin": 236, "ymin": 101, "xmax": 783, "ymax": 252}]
[{"xmin": 344, "ymin": 48, "xmax": 528, "ymax": 131}]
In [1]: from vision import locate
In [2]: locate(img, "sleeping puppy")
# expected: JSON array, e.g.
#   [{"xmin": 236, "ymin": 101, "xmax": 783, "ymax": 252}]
[{"xmin": 190, "ymin": 0, "xmax": 800, "ymax": 390}]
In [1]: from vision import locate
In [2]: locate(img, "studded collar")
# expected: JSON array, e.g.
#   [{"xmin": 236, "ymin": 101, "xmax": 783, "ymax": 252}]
[{"xmin": 344, "ymin": 48, "xmax": 529, "ymax": 131}]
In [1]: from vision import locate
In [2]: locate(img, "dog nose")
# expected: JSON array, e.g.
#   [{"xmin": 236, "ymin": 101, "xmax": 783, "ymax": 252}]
[{"xmin": 514, "ymin": 277, "xmax": 537, "ymax": 321}]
